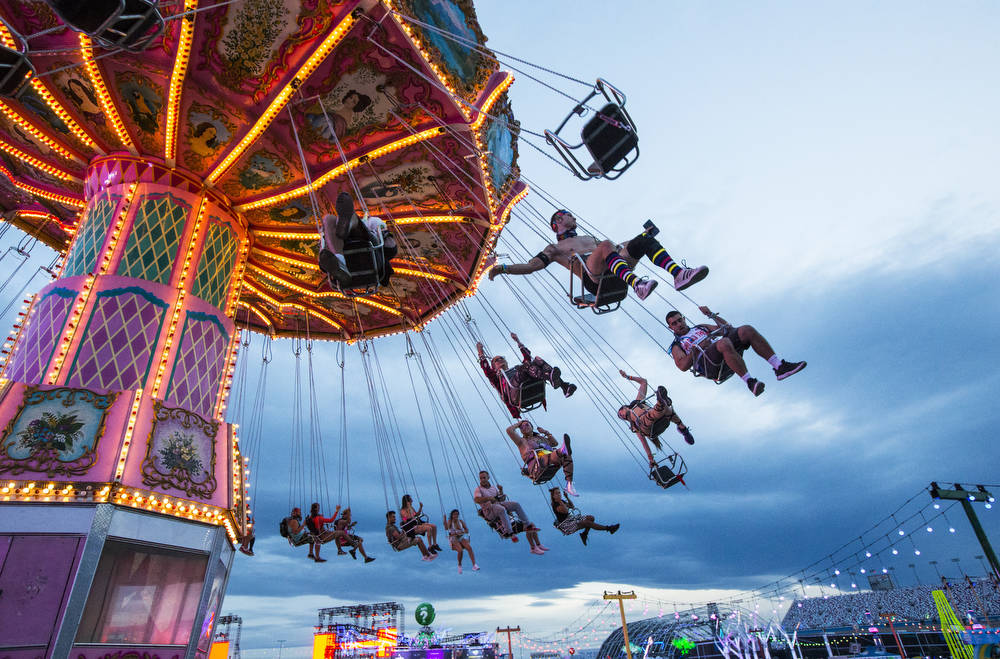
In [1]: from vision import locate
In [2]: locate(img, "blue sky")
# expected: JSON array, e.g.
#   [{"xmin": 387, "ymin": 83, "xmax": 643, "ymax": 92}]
[
  {"xmin": 2, "ymin": 1, "xmax": 999, "ymax": 656},
  {"xmin": 214, "ymin": 2, "xmax": 1000, "ymax": 654}
]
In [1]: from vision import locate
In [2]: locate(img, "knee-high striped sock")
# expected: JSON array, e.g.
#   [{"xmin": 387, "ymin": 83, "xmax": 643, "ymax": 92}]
[
  {"xmin": 605, "ymin": 253, "xmax": 638, "ymax": 287},
  {"xmin": 649, "ymin": 246, "xmax": 682, "ymax": 276}
]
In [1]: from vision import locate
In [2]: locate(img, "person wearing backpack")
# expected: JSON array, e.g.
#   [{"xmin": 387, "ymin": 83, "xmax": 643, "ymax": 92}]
[{"xmin": 282, "ymin": 507, "xmax": 314, "ymax": 558}]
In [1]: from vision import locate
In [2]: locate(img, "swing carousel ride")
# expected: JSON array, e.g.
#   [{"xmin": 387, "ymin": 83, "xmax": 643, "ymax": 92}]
[
  {"xmin": 0, "ymin": 0, "xmax": 530, "ymax": 654},
  {"xmin": 0, "ymin": 0, "xmax": 524, "ymax": 340}
]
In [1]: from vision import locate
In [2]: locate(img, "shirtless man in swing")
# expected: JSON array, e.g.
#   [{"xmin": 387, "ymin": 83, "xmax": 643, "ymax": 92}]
[
  {"xmin": 617, "ymin": 370, "xmax": 694, "ymax": 469},
  {"xmin": 506, "ymin": 420, "xmax": 577, "ymax": 496},
  {"xmin": 487, "ymin": 210, "xmax": 708, "ymax": 301}
]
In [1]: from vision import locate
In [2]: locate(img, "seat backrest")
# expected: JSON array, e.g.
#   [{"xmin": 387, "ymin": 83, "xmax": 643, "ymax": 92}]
[
  {"xmin": 651, "ymin": 464, "xmax": 681, "ymax": 489},
  {"xmin": 517, "ymin": 377, "xmax": 546, "ymax": 409},
  {"xmin": 531, "ymin": 462, "xmax": 560, "ymax": 485},
  {"xmin": 0, "ymin": 45, "xmax": 32, "ymax": 99},
  {"xmin": 648, "ymin": 414, "xmax": 671, "ymax": 440},
  {"xmin": 594, "ymin": 274, "xmax": 628, "ymax": 306},
  {"xmin": 582, "ymin": 103, "xmax": 638, "ymax": 172},
  {"xmin": 342, "ymin": 238, "xmax": 385, "ymax": 288}
]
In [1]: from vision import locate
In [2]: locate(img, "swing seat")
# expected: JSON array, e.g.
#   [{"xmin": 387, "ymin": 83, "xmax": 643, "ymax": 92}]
[
  {"xmin": 553, "ymin": 513, "xmax": 585, "ymax": 536},
  {"xmin": 477, "ymin": 508, "xmax": 525, "ymax": 538},
  {"xmin": 332, "ymin": 231, "xmax": 388, "ymax": 296},
  {"xmin": 501, "ymin": 368, "xmax": 546, "ymax": 411},
  {"xmin": 649, "ymin": 452, "xmax": 687, "ymax": 490},
  {"xmin": 568, "ymin": 254, "xmax": 629, "ymax": 314},
  {"xmin": 544, "ymin": 79, "xmax": 639, "ymax": 181},
  {"xmin": 688, "ymin": 327, "xmax": 738, "ymax": 384},
  {"xmin": 521, "ymin": 457, "xmax": 559, "ymax": 485},
  {"xmin": 0, "ymin": 42, "xmax": 33, "ymax": 99},
  {"xmin": 288, "ymin": 533, "xmax": 314, "ymax": 548},
  {"xmin": 46, "ymin": 0, "xmax": 165, "ymax": 52}
]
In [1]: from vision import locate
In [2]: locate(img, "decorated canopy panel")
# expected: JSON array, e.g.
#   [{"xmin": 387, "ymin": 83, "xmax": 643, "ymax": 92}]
[{"xmin": 0, "ymin": 0, "xmax": 524, "ymax": 340}]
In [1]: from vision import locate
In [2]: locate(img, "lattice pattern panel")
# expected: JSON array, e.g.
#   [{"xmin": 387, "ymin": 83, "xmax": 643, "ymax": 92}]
[
  {"xmin": 66, "ymin": 287, "xmax": 168, "ymax": 391},
  {"xmin": 117, "ymin": 193, "xmax": 190, "ymax": 285},
  {"xmin": 2, "ymin": 289, "xmax": 75, "ymax": 383},
  {"xmin": 165, "ymin": 312, "xmax": 229, "ymax": 419},
  {"xmin": 63, "ymin": 198, "xmax": 118, "ymax": 277},
  {"xmin": 191, "ymin": 220, "xmax": 238, "ymax": 309}
]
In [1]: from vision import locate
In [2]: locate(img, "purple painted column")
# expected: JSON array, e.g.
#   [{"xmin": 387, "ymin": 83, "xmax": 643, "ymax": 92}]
[{"xmin": 0, "ymin": 156, "xmax": 252, "ymax": 657}]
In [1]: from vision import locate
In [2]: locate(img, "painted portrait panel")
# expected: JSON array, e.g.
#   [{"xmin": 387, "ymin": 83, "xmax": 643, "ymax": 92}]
[{"xmin": 183, "ymin": 102, "xmax": 236, "ymax": 171}]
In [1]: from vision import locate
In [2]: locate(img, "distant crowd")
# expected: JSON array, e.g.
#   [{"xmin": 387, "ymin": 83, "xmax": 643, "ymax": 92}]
[{"xmin": 782, "ymin": 579, "xmax": 1000, "ymax": 629}]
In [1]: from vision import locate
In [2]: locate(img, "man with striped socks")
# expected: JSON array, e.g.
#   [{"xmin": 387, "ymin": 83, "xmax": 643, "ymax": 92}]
[{"xmin": 487, "ymin": 210, "xmax": 708, "ymax": 301}]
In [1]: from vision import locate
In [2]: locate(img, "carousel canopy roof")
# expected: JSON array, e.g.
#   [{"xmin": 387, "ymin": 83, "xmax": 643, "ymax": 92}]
[{"xmin": 0, "ymin": 0, "xmax": 524, "ymax": 340}]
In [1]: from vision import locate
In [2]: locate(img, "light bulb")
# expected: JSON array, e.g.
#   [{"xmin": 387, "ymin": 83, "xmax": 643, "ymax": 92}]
[{"xmin": 927, "ymin": 527, "xmax": 933, "ymax": 533}]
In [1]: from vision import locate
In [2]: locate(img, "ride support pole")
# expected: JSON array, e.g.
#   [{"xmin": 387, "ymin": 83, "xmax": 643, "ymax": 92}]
[
  {"xmin": 604, "ymin": 590, "xmax": 637, "ymax": 659},
  {"xmin": 497, "ymin": 625, "xmax": 520, "ymax": 659}
]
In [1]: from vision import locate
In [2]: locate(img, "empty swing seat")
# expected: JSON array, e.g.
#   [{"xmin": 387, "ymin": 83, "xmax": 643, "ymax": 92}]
[
  {"xmin": 544, "ymin": 79, "xmax": 639, "ymax": 181},
  {"xmin": 569, "ymin": 254, "xmax": 629, "ymax": 314},
  {"xmin": 582, "ymin": 103, "xmax": 639, "ymax": 177},
  {"xmin": 502, "ymin": 368, "xmax": 546, "ymax": 411},
  {"xmin": 45, "ymin": 0, "xmax": 164, "ymax": 52},
  {"xmin": 649, "ymin": 453, "xmax": 687, "ymax": 491}
]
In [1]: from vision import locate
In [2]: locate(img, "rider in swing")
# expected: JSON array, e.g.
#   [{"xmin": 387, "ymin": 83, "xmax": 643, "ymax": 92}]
[
  {"xmin": 477, "ymin": 333, "xmax": 576, "ymax": 418},
  {"xmin": 666, "ymin": 306, "xmax": 806, "ymax": 396},
  {"xmin": 318, "ymin": 191, "xmax": 398, "ymax": 288},
  {"xmin": 506, "ymin": 420, "xmax": 577, "ymax": 496},
  {"xmin": 487, "ymin": 209, "xmax": 708, "ymax": 300},
  {"xmin": 617, "ymin": 370, "xmax": 694, "ymax": 468}
]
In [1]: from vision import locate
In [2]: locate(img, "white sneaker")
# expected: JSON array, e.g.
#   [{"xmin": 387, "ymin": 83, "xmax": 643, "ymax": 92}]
[
  {"xmin": 422, "ymin": 554, "xmax": 436, "ymax": 562},
  {"xmin": 633, "ymin": 278, "xmax": 657, "ymax": 300},
  {"xmin": 536, "ymin": 544, "xmax": 551, "ymax": 552},
  {"xmin": 472, "ymin": 563, "xmax": 480, "ymax": 571},
  {"xmin": 673, "ymin": 266, "xmax": 709, "ymax": 291},
  {"xmin": 565, "ymin": 481, "xmax": 579, "ymax": 497},
  {"xmin": 530, "ymin": 546, "xmax": 545, "ymax": 555},
  {"xmin": 458, "ymin": 565, "xmax": 463, "ymax": 574}
]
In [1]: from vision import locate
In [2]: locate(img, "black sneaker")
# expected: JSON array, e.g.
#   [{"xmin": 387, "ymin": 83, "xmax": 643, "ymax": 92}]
[
  {"xmin": 322, "ymin": 255, "xmax": 352, "ymax": 289},
  {"xmin": 774, "ymin": 360, "xmax": 807, "ymax": 381},
  {"xmin": 746, "ymin": 377, "xmax": 765, "ymax": 397},
  {"xmin": 642, "ymin": 220, "xmax": 659, "ymax": 237},
  {"xmin": 655, "ymin": 385, "xmax": 671, "ymax": 407},
  {"xmin": 580, "ymin": 528, "xmax": 589, "ymax": 546},
  {"xmin": 563, "ymin": 383, "xmax": 577, "ymax": 398},
  {"xmin": 608, "ymin": 523, "xmax": 620, "ymax": 534},
  {"xmin": 335, "ymin": 191, "xmax": 357, "ymax": 239},
  {"xmin": 364, "ymin": 556, "xmax": 376, "ymax": 563},
  {"xmin": 678, "ymin": 426, "xmax": 694, "ymax": 445},
  {"xmin": 349, "ymin": 548, "xmax": 357, "ymax": 560},
  {"xmin": 550, "ymin": 366, "xmax": 563, "ymax": 388},
  {"xmin": 562, "ymin": 433, "xmax": 572, "ymax": 456}
]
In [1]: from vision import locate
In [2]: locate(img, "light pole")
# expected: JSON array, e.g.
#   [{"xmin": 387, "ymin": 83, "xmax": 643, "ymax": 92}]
[
  {"xmin": 929, "ymin": 483, "xmax": 1000, "ymax": 582},
  {"xmin": 604, "ymin": 591, "xmax": 637, "ymax": 659},
  {"xmin": 276, "ymin": 639, "xmax": 286, "ymax": 659}
]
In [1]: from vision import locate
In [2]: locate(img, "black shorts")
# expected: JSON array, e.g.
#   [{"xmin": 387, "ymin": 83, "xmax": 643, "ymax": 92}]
[
  {"xmin": 699, "ymin": 326, "xmax": 749, "ymax": 377},
  {"xmin": 581, "ymin": 269, "xmax": 600, "ymax": 294}
]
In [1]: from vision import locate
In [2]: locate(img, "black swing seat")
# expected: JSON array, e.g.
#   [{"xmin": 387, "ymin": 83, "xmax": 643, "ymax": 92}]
[
  {"xmin": 520, "ymin": 451, "xmax": 560, "ymax": 485},
  {"xmin": 0, "ymin": 32, "xmax": 33, "ymax": 99},
  {"xmin": 477, "ymin": 508, "xmax": 525, "ymax": 538},
  {"xmin": 325, "ymin": 231, "xmax": 388, "ymax": 296},
  {"xmin": 501, "ymin": 368, "xmax": 546, "ymax": 411},
  {"xmin": 649, "ymin": 452, "xmax": 687, "ymax": 490},
  {"xmin": 46, "ymin": 0, "xmax": 165, "ymax": 52},
  {"xmin": 544, "ymin": 79, "xmax": 639, "ymax": 181},
  {"xmin": 568, "ymin": 253, "xmax": 628, "ymax": 314},
  {"xmin": 687, "ymin": 326, "xmax": 737, "ymax": 385},
  {"xmin": 287, "ymin": 531, "xmax": 315, "ymax": 548}
]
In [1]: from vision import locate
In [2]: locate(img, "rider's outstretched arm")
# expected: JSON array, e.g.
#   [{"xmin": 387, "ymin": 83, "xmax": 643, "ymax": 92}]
[
  {"xmin": 620, "ymin": 369, "xmax": 648, "ymax": 399},
  {"xmin": 505, "ymin": 422, "xmax": 522, "ymax": 443},
  {"xmin": 488, "ymin": 246, "xmax": 555, "ymax": 281}
]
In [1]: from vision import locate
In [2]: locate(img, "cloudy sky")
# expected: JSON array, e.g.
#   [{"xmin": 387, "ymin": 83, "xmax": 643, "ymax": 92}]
[
  {"xmin": 4, "ymin": 1, "xmax": 998, "ymax": 656},
  {"xmin": 209, "ymin": 1, "xmax": 1000, "ymax": 654}
]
